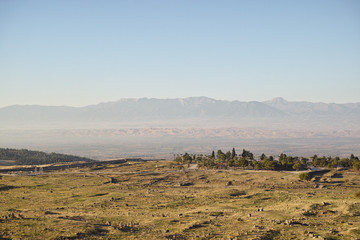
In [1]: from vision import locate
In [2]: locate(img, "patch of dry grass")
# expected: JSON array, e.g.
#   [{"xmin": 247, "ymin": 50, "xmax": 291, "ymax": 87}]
[{"xmin": 0, "ymin": 161, "xmax": 359, "ymax": 239}]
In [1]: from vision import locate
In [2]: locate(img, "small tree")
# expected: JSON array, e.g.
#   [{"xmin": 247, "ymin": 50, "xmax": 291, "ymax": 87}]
[
  {"xmin": 237, "ymin": 157, "xmax": 248, "ymax": 167},
  {"xmin": 216, "ymin": 150, "xmax": 226, "ymax": 162},
  {"xmin": 353, "ymin": 160, "xmax": 360, "ymax": 171},
  {"xmin": 175, "ymin": 155, "xmax": 183, "ymax": 164},
  {"xmin": 183, "ymin": 153, "xmax": 192, "ymax": 163},
  {"xmin": 225, "ymin": 151, "xmax": 231, "ymax": 160},
  {"xmin": 231, "ymin": 148, "xmax": 236, "ymax": 159},
  {"xmin": 242, "ymin": 149, "xmax": 254, "ymax": 160}
]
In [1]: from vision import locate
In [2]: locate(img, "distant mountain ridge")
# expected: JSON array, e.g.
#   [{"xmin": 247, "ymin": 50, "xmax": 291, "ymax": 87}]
[
  {"xmin": 265, "ymin": 97, "xmax": 360, "ymax": 115},
  {"xmin": 0, "ymin": 97, "xmax": 359, "ymax": 128}
]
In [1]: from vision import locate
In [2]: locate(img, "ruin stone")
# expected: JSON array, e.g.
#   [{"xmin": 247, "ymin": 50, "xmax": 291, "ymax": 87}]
[
  {"xmin": 180, "ymin": 182, "xmax": 193, "ymax": 186},
  {"xmin": 109, "ymin": 177, "xmax": 117, "ymax": 183}
]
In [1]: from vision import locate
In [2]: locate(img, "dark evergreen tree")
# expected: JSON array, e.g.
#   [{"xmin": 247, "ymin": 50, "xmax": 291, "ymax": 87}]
[
  {"xmin": 231, "ymin": 148, "xmax": 236, "ymax": 159},
  {"xmin": 0, "ymin": 148, "xmax": 93, "ymax": 165}
]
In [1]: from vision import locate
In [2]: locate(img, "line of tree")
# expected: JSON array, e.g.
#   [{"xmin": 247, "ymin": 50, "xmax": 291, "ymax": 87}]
[
  {"xmin": 0, "ymin": 148, "xmax": 94, "ymax": 165},
  {"xmin": 311, "ymin": 154, "xmax": 360, "ymax": 170},
  {"xmin": 174, "ymin": 148, "xmax": 360, "ymax": 171}
]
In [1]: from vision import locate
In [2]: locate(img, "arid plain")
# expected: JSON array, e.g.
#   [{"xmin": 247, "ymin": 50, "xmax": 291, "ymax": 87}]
[{"xmin": 1, "ymin": 160, "xmax": 359, "ymax": 239}]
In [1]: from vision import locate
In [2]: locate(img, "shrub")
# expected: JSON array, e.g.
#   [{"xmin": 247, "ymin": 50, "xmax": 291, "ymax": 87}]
[
  {"xmin": 209, "ymin": 211, "xmax": 223, "ymax": 216},
  {"xmin": 299, "ymin": 172, "xmax": 312, "ymax": 181},
  {"xmin": 355, "ymin": 191, "xmax": 360, "ymax": 199},
  {"xmin": 228, "ymin": 189, "xmax": 246, "ymax": 197}
]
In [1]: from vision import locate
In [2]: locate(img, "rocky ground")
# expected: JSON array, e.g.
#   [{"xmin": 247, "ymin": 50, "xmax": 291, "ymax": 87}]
[{"xmin": 0, "ymin": 160, "xmax": 359, "ymax": 239}]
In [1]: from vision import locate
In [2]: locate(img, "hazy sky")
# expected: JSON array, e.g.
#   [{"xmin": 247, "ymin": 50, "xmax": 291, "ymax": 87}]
[{"xmin": 1, "ymin": 0, "xmax": 359, "ymax": 107}]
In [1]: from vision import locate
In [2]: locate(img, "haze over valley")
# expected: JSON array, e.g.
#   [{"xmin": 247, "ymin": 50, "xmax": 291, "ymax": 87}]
[{"xmin": 1, "ymin": 97, "xmax": 359, "ymax": 159}]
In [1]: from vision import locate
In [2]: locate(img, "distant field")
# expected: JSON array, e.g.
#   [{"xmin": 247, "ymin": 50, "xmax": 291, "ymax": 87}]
[
  {"xmin": 0, "ymin": 161, "xmax": 359, "ymax": 239},
  {"xmin": 0, "ymin": 159, "xmax": 16, "ymax": 166},
  {"xmin": 1, "ymin": 128, "xmax": 360, "ymax": 160}
]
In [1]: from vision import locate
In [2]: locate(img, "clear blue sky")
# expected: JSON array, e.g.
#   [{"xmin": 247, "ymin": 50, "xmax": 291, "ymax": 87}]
[{"xmin": 1, "ymin": 0, "xmax": 359, "ymax": 107}]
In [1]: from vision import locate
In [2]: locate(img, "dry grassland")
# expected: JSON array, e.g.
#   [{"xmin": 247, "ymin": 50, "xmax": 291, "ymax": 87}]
[{"xmin": 0, "ymin": 161, "xmax": 359, "ymax": 239}]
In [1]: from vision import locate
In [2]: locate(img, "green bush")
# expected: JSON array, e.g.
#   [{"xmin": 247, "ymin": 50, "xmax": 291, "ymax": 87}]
[{"xmin": 299, "ymin": 172, "xmax": 312, "ymax": 181}]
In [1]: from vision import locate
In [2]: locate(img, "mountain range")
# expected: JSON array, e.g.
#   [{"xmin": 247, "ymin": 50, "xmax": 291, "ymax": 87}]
[
  {"xmin": 0, "ymin": 97, "xmax": 359, "ymax": 129},
  {"xmin": 1, "ymin": 97, "xmax": 360, "ymax": 158}
]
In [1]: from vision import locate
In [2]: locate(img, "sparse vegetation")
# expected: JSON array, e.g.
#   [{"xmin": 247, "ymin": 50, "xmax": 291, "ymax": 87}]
[
  {"xmin": 299, "ymin": 172, "xmax": 312, "ymax": 181},
  {"xmin": 175, "ymin": 149, "xmax": 308, "ymax": 170},
  {"xmin": 175, "ymin": 149, "xmax": 360, "ymax": 171},
  {"xmin": 174, "ymin": 148, "xmax": 360, "ymax": 171},
  {"xmin": 311, "ymin": 154, "xmax": 360, "ymax": 170},
  {"xmin": 355, "ymin": 191, "xmax": 360, "ymax": 199},
  {"xmin": 0, "ymin": 160, "xmax": 359, "ymax": 239}
]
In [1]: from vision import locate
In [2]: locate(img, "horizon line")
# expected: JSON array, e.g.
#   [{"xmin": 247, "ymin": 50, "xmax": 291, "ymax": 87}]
[{"xmin": 1, "ymin": 96, "xmax": 359, "ymax": 108}]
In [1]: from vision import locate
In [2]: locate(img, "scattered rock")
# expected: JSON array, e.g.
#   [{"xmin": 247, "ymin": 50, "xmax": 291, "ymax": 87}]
[
  {"xmin": 209, "ymin": 211, "xmax": 223, "ymax": 217},
  {"xmin": 179, "ymin": 182, "xmax": 193, "ymax": 187},
  {"xmin": 228, "ymin": 189, "xmax": 246, "ymax": 197},
  {"xmin": 44, "ymin": 211, "xmax": 58, "ymax": 215},
  {"xmin": 226, "ymin": 181, "xmax": 232, "ymax": 186},
  {"xmin": 165, "ymin": 234, "xmax": 186, "ymax": 240},
  {"xmin": 187, "ymin": 223, "xmax": 203, "ymax": 230},
  {"xmin": 253, "ymin": 225, "xmax": 264, "ymax": 229},
  {"xmin": 109, "ymin": 177, "xmax": 117, "ymax": 184}
]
